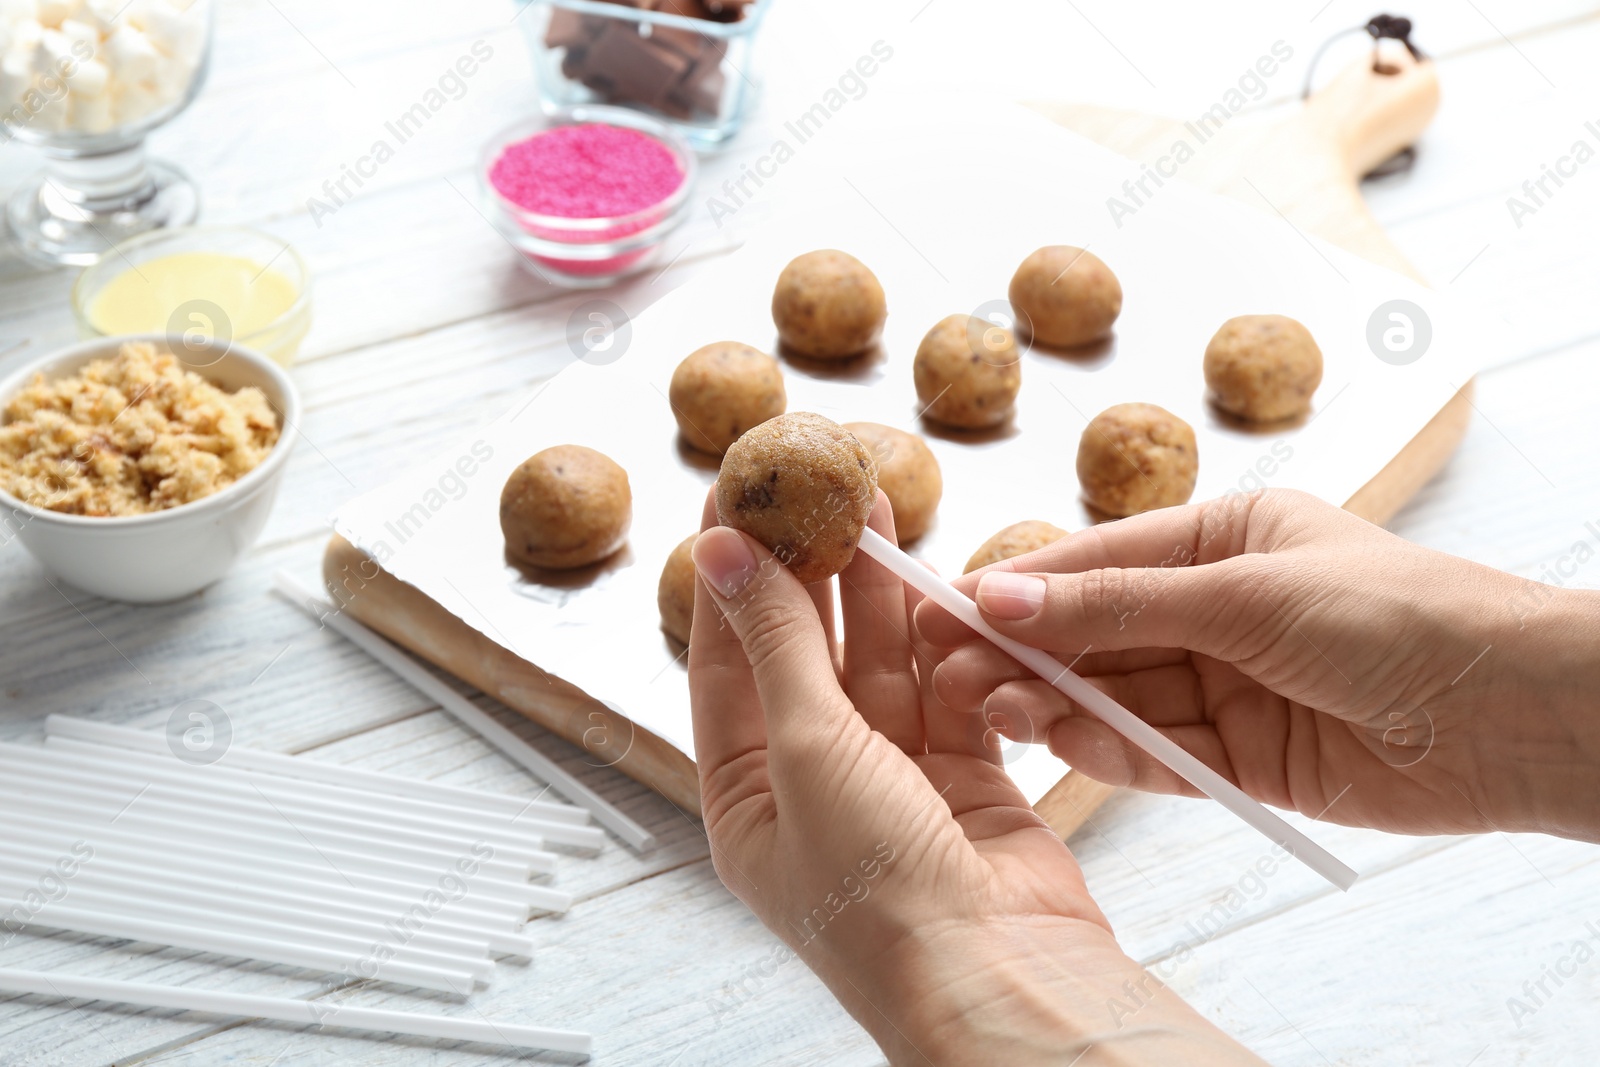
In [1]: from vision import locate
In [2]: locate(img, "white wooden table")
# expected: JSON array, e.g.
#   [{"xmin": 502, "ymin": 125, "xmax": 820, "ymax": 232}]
[{"xmin": 3, "ymin": 2, "xmax": 1599, "ymax": 1063}]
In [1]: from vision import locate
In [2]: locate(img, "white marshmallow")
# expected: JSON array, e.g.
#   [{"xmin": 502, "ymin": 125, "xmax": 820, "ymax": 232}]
[
  {"xmin": 80, "ymin": 0, "xmax": 123, "ymax": 31},
  {"xmin": 57, "ymin": 15, "xmax": 93, "ymax": 48},
  {"xmin": 104, "ymin": 23, "xmax": 157, "ymax": 81},
  {"xmin": 137, "ymin": 0, "xmax": 200, "ymax": 59},
  {"xmin": 31, "ymin": 26, "xmax": 70, "ymax": 75},
  {"xmin": 25, "ymin": 81, "xmax": 67, "ymax": 127},
  {"xmin": 0, "ymin": 0, "xmax": 40, "ymax": 25},
  {"xmin": 113, "ymin": 78, "xmax": 158, "ymax": 122},
  {"xmin": 7, "ymin": 16, "xmax": 42, "ymax": 55},
  {"xmin": 34, "ymin": 0, "xmax": 75, "ymax": 29},
  {"xmin": 123, "ymin": 0, "xmax": 161, "ymax": 29},
  {"xmin": 67, "ymin": 78, "xmax": 111, "ymax": 129},
  {"xmin": 62, "ymin": 52, "xmax": 101, "ymax": 93},
  {"xmin": 0, "ymin": 51, "xmax": 30, "ymax": 106}
]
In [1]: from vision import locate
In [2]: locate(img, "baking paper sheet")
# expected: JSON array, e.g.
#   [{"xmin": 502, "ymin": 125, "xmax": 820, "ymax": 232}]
[{"xmin": 333, "ymin": 97, "xmax": 1494, "ymax": 804}]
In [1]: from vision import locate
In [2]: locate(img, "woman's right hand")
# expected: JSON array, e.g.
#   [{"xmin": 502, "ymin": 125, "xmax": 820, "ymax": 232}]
[{"xmin": 914, "ymin": 489, "xmax": 1600, "ymax": 841}]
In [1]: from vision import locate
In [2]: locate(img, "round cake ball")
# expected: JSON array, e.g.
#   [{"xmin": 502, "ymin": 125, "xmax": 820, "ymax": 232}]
[
  {"xmin": 715, "ymin": 412, "xmax": 877, "ymax": 584},
  {"xmin": 913, "ymin": 314, "xmax": 1021, "ymax": 429},
  {"xmin": 1076, "ymin": 403, "xmax": 1197, "ymax": 518},
  {"xmin": 500, "ymin": 445, "xmax": 631, "ymax": 569},
  {"xmin": 669, "ymin": 342, "xmax": 786, "ymax": 455},
  {"xmin": 963, "ymin": 520, "xmax": 1069, "ymax": 574},
  {"xmin": 844, "ymin": 422, "xmax": 943, "ymax": 542},
  {"xmin": 771, "ymin": 250, "xmax": 887, "ymax": 360},
  {"xmin": 1203, "ymin": 315, "xmax": 1323, "ymax": 422},
  {"xmin": 1009, "ymin": 246, "xmax": 1123, "ymax": 348},
  {"xmin": 657, "ymin": 534, "xmax": 698, "ymax": 645}
]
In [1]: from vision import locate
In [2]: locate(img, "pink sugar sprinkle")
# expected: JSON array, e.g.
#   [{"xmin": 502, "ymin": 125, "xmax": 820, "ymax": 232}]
[{"xmin": 489, "ymin": 124, "xmax": 684, "ymax": 218}]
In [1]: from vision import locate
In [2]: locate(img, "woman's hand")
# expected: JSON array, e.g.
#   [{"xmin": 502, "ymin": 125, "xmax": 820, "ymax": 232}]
[
  {"xmin": 916, "ymin": 489, "xmax": 1600, "ymax": 842},
  {"xmin": 688, "ymin": 491, "xmax": 1265, "ymax": 1066}
]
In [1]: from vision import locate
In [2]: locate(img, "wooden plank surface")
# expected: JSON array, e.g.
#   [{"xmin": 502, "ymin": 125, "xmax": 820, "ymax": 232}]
[{"xmin": 1, "ymin": 2, "xmax": 1598, "ymax": 1065}]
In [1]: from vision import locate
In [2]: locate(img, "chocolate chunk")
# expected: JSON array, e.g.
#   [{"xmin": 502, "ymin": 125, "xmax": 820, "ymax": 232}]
[
  {"xmin": 543, "ymin": 0, "xmax": 745, "ymax": 118},
  {"xmin": 583, "ymin": 22, "xmax": 692, "ymax": 105},
  {"xmin": 545, "ymin": 7, "xmax": 591, "ymax": 48}
]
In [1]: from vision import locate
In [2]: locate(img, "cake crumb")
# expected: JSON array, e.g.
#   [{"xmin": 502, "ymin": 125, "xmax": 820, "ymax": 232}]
[{"xmin": 0, "ymin": 341, "xmax": 281, "ymax": 517}]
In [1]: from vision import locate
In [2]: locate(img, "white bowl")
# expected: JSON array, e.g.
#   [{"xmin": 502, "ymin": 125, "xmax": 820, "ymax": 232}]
[{"xmin": 0, "ymin": 334, "xmax": 299, "ymax": 603}]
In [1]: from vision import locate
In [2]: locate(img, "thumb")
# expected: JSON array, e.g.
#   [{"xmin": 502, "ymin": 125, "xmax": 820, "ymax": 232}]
[
  {"xmin": 972, "ymin": 560, "xmax": 1251, "ymax": 658},
  {"xmin": 692, "ymin": 526, "xmax": 852, "ymax": 749}
]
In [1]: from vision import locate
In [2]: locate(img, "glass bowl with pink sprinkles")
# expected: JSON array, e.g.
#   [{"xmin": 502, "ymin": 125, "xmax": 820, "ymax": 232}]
[{"xmin": 480, "ymin": 105, "xmax": 697, "ymax": 288}]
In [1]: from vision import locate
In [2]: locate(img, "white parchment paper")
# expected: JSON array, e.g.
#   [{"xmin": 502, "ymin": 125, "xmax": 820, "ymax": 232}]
[{"xmin": 333, "ymin": 98, "xmax": 1494, "ymax": 803}]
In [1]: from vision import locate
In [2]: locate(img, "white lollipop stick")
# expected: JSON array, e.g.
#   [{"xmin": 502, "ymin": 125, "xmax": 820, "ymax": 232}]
[
  {"xmin": 273, "ymin": 572, "xmax": 656, "ymax": 853},
  {"xmin": 0, "ymin": 770, "xmax": 537, "ymax": 882},
  {"xmin": 43, "ymin": 714, "xmax": 589, "ymax": 825},
  {"xmin": 0, "ymin": 838, "xmax": 534, "ymax": 956},
  {"xmin": 5, "ymin": 903, "xmax": 475, "ymax": 994},
  {"xmin": 5, "ymin": 739, "xmax": 577, "ymax": 863},
  {"xmin": 38, "ymin": 734, "xmax": 594, "ymax": 853},
  {"xmin": 855, "ymin": 528, "xmax": 1358, "ymax": 891},
  {"xmin": 0, "ymin": 859, "xmax": 500, "ymax": 967},
  {"xmin": 0, "ymin": 870, "xmax": 496, "ymax": 983},
  {"xmin": 0, "ymin": 969, "xmax": 592, "ymax": 1055},
  {"xmin": 0, "ymin": 814, "xmax": 528, "ymax": 925},
  {"xmin": 0, "ymin": 791, "xmax": 573, "ymax": 913}
]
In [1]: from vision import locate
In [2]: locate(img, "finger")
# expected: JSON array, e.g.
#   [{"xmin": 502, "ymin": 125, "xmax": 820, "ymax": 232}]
[
  {"xmin": 839, "ymin": 492, "xmax": 922, "ymax": 751},
  {"xmin": 1043, "ymin": 713, "xmax": 1203, "ymax": 796},
  {"xmin": 991, "ymin": 497, "xmax": 1250, "ymax": 575},
  {"xmin": 692, "ymin": 524, "xmax": 855, "ymax": 756},
  {"xmin": 969, "ymin": 559, "xmax": 1258, "ymax": 658},
  {"xmin": 922, "ymin": 665, "xmax": 1003, "ymax": 765},
  {"xmin": 914, "ymin": 499, "xmax": 1248, "ymax": 650},
  {"xmin": 808, "ymin": 577, "xmax": 840, "ymax": 678},
  {"xmin": 933, "ymin": 641, "xmax": 1196, "ymax": 720},
  {"xmin": 984, "ymin": 664, "xmax": 1208, "ymax": 739},
  {"xmin": 904, "ymin": 562, "xmax": 941, "ymax": 738},
  {"xmin": 688, "ymin": 492, "xmax": 767, "ymax": 790},
  {"xmin": 982, "ymin": 680, "xmax": 1230, "ymax": 798}
]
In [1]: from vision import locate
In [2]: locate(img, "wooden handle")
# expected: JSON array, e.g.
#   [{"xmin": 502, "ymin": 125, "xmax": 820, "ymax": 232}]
[
  {"xmin": 1304, "ymin": 46, "xmax": 1440, "ymax": 182},
  {"xmin": 1030, "ymin": 51, "xmax": 1440, "ymax": 282}
]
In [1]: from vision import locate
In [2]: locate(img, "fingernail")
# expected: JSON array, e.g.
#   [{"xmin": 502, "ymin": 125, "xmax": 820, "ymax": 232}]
[
  {"xmin": 692, "ymin": 527, "xmax": 757, "ymax": 599},
  {"xmin": 977, "ymin": 572, "xmax": 1046, "ymax": 620},
  {"xmin": 984, "ymin": 693, "xmax": 1021, "ymax": 731}
]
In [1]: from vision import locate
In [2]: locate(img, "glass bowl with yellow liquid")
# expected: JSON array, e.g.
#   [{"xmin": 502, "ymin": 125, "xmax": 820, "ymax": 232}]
[{"xmin": 72, "ymin": 226, "xmax": 312, "ymax": 367}]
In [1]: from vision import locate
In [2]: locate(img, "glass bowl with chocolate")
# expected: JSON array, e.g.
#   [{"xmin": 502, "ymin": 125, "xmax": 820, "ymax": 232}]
[{"xmin": 521, "ymin": 0, "xmax": 770, "ymax": 151}]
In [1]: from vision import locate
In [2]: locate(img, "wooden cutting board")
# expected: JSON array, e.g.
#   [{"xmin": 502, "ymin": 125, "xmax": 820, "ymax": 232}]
[{"xmin": 324, "ymin": 49, "xmax": 1466, "ymax": 837}]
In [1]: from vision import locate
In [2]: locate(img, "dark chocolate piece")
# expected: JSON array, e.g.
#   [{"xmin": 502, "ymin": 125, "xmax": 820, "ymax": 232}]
[{"xmin": 543, "ymin": 0, "xmax": 743, "ymax": 118}]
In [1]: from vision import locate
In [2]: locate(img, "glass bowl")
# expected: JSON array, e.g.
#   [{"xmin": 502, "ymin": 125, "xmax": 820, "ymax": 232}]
[
  {"xmin": 71, "ymin": 226, "xmax": 313, "ymax": 367},
  {"xmin": 520, "ymin": 0, "xmax": 770, "ymax": 151},
  {"xmin": 479, "ymin": 106, "xmax": 697, "ymax": 289},
  {"xmin": 2, "ymin": 0, "xmax": 215, "ymax": 267}
]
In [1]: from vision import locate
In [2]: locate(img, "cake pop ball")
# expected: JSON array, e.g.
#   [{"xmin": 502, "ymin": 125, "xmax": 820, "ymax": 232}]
[
  {"xmin": 1009, "ymin": 246, "xmax": 1122, "ymax": 348},
  {"xmin": 1204, "ymin": 314, "xmax": 1323, "ymax": 422},
  {"xmin": 844, "ymin": 421, "xmax": 942, "ymax": 542},
  {"xmin": 964, "ymin": 520, "xmax": 1069, "ymax": 574},
  {"xmin": 715, "ymin": 412, "xmax": 878, "ymax": 584},
  {"xmin": 669, "ymin": 341, "xmax": 786, "ymax": 455},
  {"xmin": 1076, "ymin": 403, "xmax": 1197, "ymax": 518},
  {"xmin": 657, "ymin": 534, "xmax": 698, "ymax": 645},
  {"xmin": 771, "ymin": 250, "xmax": 888, "ymax": 360},
  {"xmin": 500, "ymin": 445, "xmax": 632, "ymax": 569}
]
